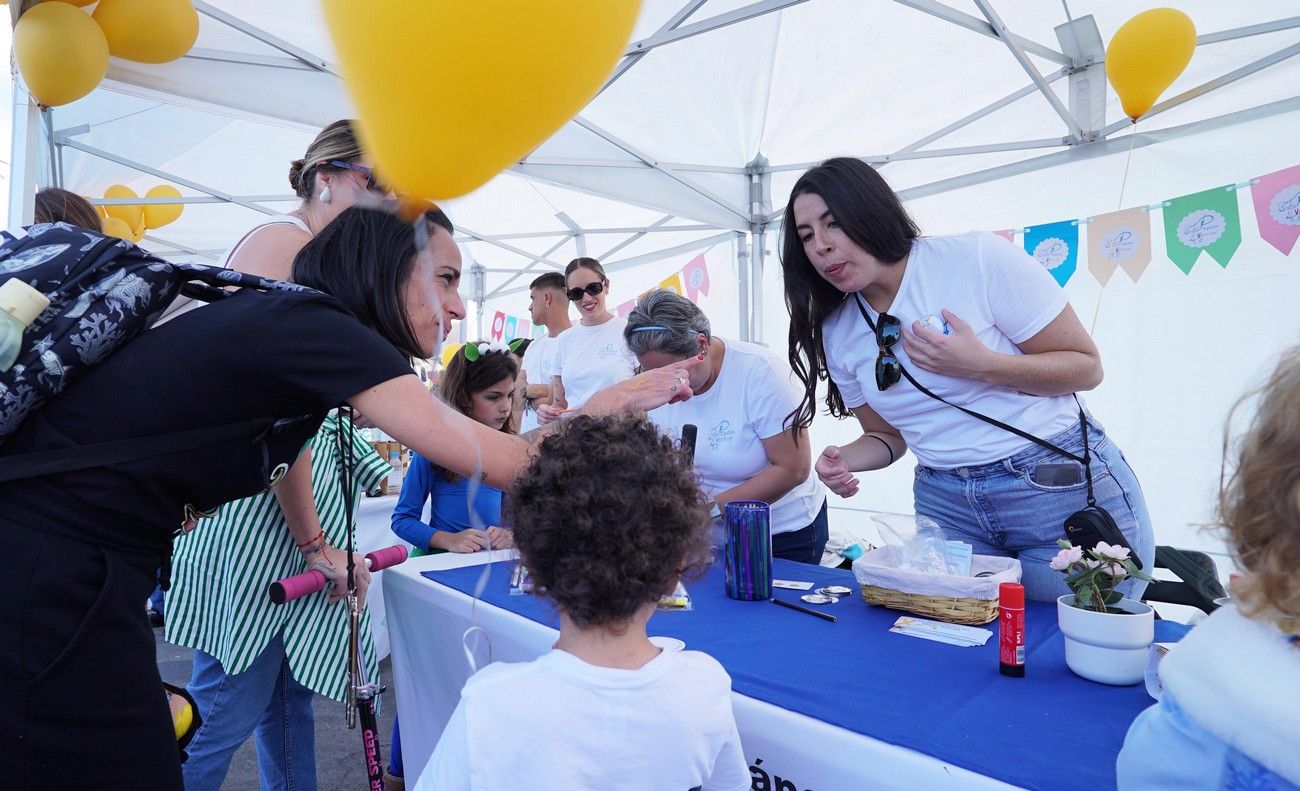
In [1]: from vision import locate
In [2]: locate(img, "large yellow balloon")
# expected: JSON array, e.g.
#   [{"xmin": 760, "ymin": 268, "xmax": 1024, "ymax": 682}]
[
  {"xmin": 1106, "ymin": 9, "xmax": 1196, "ymax": 121},
  {"xmin": 102, "ymin": 185, "xmax": 144, "ymax": 231},
  {"xmin": 101, "ymin": 216, "xmax": 134, "ymax": 241},
  {"xmin": 92, "ymin": 0, "xmax": 199, "ymax": 64},
  {"xmin": 42, "ymin": 0, "xmax": 97, "ymax": 6},
  {"xmin": 13, "ymin": 2, "xmax": 109, "ymax": 107},
  {"xmin": 322, "ymin": 0, "xmax": 642, "ymax": 201},
  {"xmin": 144, "ymin": 185, "xmax": 185, "ymax": 229},
  {"xmin": 440, "ymin": 342, "xmax": 463, "ymax": 368}
]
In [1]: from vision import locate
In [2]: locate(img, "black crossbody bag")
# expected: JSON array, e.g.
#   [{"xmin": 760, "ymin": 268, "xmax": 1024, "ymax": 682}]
[{"xmin": 853, "ymin": 294, "xmax": 1140, "ymax": 568}]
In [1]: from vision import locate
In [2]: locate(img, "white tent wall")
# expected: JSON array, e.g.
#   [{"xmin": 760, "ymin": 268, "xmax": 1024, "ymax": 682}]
[{"xmin": 760, "ymin": 106, "xmax": 1300, "ymax": 565}]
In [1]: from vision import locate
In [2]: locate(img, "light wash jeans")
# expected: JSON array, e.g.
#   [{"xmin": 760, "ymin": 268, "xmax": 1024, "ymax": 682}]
[
  {"xmin": 914, "ymin": 421, "xmax": 1155, "ymax": 602},
  {"xmin": 182, "ymin": 633, "xmax": 317, "ymax": 791}
]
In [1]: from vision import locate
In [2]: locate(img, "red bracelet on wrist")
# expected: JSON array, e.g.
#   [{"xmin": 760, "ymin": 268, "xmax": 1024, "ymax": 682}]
[{"xmin": 296, "ymin": 529, "xmax": 324, "ymax": 549}]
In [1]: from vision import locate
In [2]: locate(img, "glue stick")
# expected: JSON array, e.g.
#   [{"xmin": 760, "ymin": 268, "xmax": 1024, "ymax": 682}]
[{"xmin": 999, "ymin": 582, "xmax": 1025, "ymax": 678}]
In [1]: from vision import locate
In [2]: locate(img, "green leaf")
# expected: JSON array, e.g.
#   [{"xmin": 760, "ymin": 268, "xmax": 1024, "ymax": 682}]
[
  {"xmin": 1104, "ymin": 591, "xmax": 1123, "ymax": 605},
  {"xmin": 1057, "ymin": 539, "xmax": 1075, "ymax": 551},
  {"xmin": 463, "ymin": 343, "xmax": 481, "ymax": 362}
]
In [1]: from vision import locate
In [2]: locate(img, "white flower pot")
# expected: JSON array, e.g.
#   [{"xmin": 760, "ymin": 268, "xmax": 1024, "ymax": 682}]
[{"xmin": 1056, "ymin": 595, "xmax": 1154, "ymax": 685}]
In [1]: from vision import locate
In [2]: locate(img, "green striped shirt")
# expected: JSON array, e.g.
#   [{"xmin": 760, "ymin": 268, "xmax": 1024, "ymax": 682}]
[{"xmin": 165, "ymin": 414, "xmax": 390, "ymax": 702}]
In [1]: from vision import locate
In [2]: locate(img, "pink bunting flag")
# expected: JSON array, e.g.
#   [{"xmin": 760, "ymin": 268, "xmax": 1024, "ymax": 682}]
[
  {"xmin": 992, "ymin": 229, "xmax": 1016, "ymax": 244},
  {"xmin": 682, "ymin": 254, "xmax": 710, "ymax": 301},
  {"xmin": 1251, "ymin": 164, "xmax": 1300, "ymax": 256},
  {"xmin": 615, "ymin": 299, "xmax": 635, "ymax": 317},
  {"xmin": 490, "ymin": 310, "xmax": 506, "ymax": 341}
]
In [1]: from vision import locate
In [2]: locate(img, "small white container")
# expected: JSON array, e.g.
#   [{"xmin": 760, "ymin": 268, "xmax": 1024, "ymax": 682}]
[{"xmin": 1057, "ymin": 594, "xmax": 1154, "ymax": 685}]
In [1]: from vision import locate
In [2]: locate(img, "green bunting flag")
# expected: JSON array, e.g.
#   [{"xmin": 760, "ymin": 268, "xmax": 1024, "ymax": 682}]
[{"xmin": 1162, "ymin": 185, "xmax": 1242, "ymax": 273}]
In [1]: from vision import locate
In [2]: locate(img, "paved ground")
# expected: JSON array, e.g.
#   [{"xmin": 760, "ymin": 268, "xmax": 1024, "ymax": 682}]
[{"xmin": 155, "ymin": 626, "xmax": 399, "ymax": 790}]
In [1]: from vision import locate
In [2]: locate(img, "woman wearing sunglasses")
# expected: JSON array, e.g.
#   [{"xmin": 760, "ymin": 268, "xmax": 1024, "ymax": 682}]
[
  {"xmin": 780, "ymin": 157, "xmax": 1153, "ymax": 601},
  {"xmin": 159, "ymin": 120, "xmax": 396, "ymax": 790},
  {"xmin": 626, "ymin": 290, "xmax": 829, "ymax": 564},
  {"xmin": 537, "ymin": 257, "xmax": 637, "ymax": 422}
]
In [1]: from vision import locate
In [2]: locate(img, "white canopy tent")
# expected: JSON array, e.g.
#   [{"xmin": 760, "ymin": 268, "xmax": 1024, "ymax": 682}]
[{"xmin": 6, "ymin": 1, "xmax": 1300, "ymax": 562}]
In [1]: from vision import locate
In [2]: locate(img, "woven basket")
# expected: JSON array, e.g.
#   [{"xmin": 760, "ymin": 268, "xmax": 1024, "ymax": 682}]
[
  {"xmin": 859, "ymin": 584, "xmax": 999, "ymax": 625},
  {"xmin": 852, "ymin": 546, "xmax": 1022, "ymax": 625}
]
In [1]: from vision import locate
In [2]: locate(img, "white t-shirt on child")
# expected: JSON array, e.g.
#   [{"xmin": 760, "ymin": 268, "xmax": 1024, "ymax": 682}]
[
  {"xmin": 552, "ymin": 315, "xmax": 637, "ymax": 410},
  {"xmin": 822, "ymin": 231, "xmax": 1078, "ymax": 469},
  {"xmin": 649, "ymin": 339, "xmax": 825, "ymax": 535},
  {"xmin": 416, "ymin": 648, "xmax": 751, "ymax": 791}
]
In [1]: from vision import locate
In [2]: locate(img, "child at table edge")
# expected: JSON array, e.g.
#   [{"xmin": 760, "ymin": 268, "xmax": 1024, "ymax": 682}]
[{"xmin": 414, "ymin": 413, "xmax": 751, "ymax": 791}]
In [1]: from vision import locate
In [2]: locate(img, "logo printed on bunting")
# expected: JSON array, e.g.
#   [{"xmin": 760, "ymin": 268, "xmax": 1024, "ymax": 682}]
[
  {"xmin": 1163, "ymin": 186, "xmax": 1242, "ymax": 273},
  {"xmin": 682, "ymin": 254, "xmax": 711, "ymax": 301},
  {"xmin": 490, "ymin": 310, "xmax": 506, "ymax": 341},
  {"xmin": 503, "ymin": 315, "xmax": 518, "ymax": 341},
  {"xmin": 1087, "ymin": 207, "xmax": 1151, "ymax": 285},
  {"xmin": 1023, "ymin": 220, "xmax": 1079, "ymax": 286},
  {"xmin": 1251, "ymin": 164, "xmax": 1300, "ymax": 255}
]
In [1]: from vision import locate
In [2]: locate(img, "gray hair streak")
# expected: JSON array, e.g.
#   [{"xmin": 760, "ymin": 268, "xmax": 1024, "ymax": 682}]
[{"xmin": 624, "ymin": 289, "xmax": 712, "ymax": 357}]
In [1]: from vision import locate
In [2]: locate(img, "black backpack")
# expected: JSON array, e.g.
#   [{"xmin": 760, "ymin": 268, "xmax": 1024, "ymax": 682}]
[{"xmin": 0, "ymin": 222, "xmax": 311, "ymax": 476}]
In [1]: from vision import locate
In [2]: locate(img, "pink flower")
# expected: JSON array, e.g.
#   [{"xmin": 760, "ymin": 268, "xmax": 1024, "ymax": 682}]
[
  {"xmin": 1107, "ymin": 562, "xmax": 1127, "ymax": 577},
  {"xmin": 1093, "ymin": 542, "xmax": 1131, "ymax": 562},
  {"xmin": 1083, "ymin": 558, "xmax": 1101, "ymax": 570},
  {"xmin": 1050, "ymin": 546, "xmax": 1083, "ymax": 571}
]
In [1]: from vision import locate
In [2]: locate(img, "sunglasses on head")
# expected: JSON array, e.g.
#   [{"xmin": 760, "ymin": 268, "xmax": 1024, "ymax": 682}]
[
  {"xmin": 329, "ymin": 160, "xmax": 386, "ymax": 193},
  {"xmin": 874, "ymin": 312, "xmax": 902, "ymax": 391},
  {"xmin": 566, "ymin": 281, "xmax": 606, "ymax": 301}
]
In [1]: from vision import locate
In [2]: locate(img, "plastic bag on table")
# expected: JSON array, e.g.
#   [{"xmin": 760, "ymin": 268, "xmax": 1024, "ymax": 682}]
[{"xmin": 870, "ymin": 513, "xmax": 956, "ymax": 575}]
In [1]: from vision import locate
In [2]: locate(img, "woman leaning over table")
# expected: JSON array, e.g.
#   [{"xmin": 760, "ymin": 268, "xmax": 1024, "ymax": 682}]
[
  {"xmin": 537, "ymin": 257, "xmax": 636, "ymax": 422},
  {"xmin": 781, "ymin": 157, "xmax": 1153, "ymax": 601},
  {"xmin": 163, "ymin": 119, "xmax": 395, "ymax": 790},
  {"xmin": 626, "ymin": 289, "xmax": 829, "ymax": 564}
]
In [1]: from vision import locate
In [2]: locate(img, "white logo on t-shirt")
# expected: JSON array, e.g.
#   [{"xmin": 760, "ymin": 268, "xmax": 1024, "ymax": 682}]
[
  {"xmin": 708, "ymin": 419, "xmax": 735, "ymax": 451},
  {"xmin": 597, "ymin": 343, "xmax": 619, "ymax": 360},
  {"xmin": 1176, "ymin": 209, "xmax": 1227, "ymax": 248}
]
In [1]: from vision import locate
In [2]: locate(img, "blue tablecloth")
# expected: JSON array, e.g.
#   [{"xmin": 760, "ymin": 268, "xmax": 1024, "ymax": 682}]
[{"xmin": 425, "ymin": 559, "xmax": 1169, "ymax": 790}]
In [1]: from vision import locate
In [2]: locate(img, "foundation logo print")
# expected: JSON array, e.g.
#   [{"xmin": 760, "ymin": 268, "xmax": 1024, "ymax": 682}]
[
  {"xmin": 1176, "ymin": 209, "xmax": 1227, "ymax": 249},
  {"xmin": 708, "ymin": 419, "xmax": 735, "ymax": 451},
  {"xmin": 1023, "ymin": 219, "xmax": 1079, "ymax": 286},
  {"xmin": 1268, "ymin": 183, "xmax": 1300, "ymax": 227},
  {"xmin": 1033, "ymin": 237, "xmax": 1070, "ymax": 270},
  {"xmin": 1101, "ymin": 228, "xmax": 1139, "ymax": 260}
]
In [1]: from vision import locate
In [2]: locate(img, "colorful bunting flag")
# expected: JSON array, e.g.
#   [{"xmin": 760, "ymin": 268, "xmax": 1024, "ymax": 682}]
[
  {"xmin": 992, "ymin": 229, "xmax": 1017, "ymax": 244},
  {"xmin": 1164, "ymin": 186, "xmax": 1242, "ymax": 273},
  {"xmin": 615, "ymin": 299, "xmax": 635, "ymax": 317},
  {"xmin": 1087, "ymin": 207, "xmax": 1151, "ymax": 285},
  {"xmin": 490, "ymin": 310, "xmax": 506, "ymax": 341},
  {"xmin": 659, "ymin": 273, "xmax": 684, "ymax": 296},
  {"xmin": 682, "ymin": 254, "xmax": 711, "ymax": 300},
  {"xmin": 1024, "ymin": 220, "xmax": 1079, "ymax": 287},
  {"xmin": 504, "ymin": 315, "xmax": 518, "ymax": 341},
  {"xmin": 1251, "ymin": 164, "xmax": 1300, "ymax": 256}
]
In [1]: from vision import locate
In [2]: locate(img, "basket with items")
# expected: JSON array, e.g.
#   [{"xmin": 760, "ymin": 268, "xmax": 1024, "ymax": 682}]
[{"xmin": 852, "ymin": 514, "xmax": 1021, "ymax": 625}]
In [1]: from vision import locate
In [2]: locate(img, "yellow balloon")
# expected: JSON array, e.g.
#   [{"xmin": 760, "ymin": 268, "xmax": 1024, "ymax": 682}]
[
  {"xmin": 1106, "ymin": 8, "xmax": 1196, "ymax": 121},
  {"xmin": 101, "ymin": 216, "xmax": 134, "ymax": 241},
  {"xmin": 92, "ymin": 0, "xmax": 199, "ymax": 64},
  {"xmin": 102, "ymin": 185, "xmax": 144, "ymax": 231},
  {"xmin": 144, "ymin": 185, "xmax": 184, "ymax": 229},
  {"xmin": 322, "ymin": 0, "xmax": 642, "ymax": 201},
  {"xmin": 42, "ymin": 0, "xmax": 97, "ymax": 6},
  {"xmin": 440, "ymin": 342, "xmax": 463, "ymax": 368},
  {"xmin": 13, "ymin": 2, "xmax": 109, "ymax": 107}
]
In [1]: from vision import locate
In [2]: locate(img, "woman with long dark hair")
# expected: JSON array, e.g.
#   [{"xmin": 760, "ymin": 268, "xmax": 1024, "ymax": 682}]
[
  {"xmin": 780, "ymin": 157, "xmax": 1153, "ymax": 600},
  {"xmin": 0, "ymin": 206, "xmax": 703, "ymax": 789}
]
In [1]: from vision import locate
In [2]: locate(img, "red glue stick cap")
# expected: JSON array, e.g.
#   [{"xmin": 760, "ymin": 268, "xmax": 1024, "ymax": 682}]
[{"xmin": 999, "ymin": 582, "xmax": 1024, "ymax": 608}]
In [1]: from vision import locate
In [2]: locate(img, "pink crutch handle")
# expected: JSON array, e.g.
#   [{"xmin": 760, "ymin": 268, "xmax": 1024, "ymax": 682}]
[
  {"xmin": 268, "ymin": 568, "xmax": 327, "ymax": 604},
  {"xmin": 364, "ymin": 544, "xmax": 409, "ymax": 572}
]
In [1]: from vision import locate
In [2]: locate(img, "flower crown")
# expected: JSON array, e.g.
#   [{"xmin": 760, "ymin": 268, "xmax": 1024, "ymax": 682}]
[{"xmin": 462, "ymin": 337, "xmax": 525, "ymax": 362}]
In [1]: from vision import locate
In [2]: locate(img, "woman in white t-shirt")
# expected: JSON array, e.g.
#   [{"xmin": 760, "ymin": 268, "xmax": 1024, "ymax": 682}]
[
  {"xmin": 780, "ymin": 157, "xmax": 1154, "ymax": 601},
  {"xmin": 627, "ymin": 290, "xmax": 829, "ymax": 564},
  {"xmin": 538, "ymin": 257, "xmax": 637, "ymax": 419}
]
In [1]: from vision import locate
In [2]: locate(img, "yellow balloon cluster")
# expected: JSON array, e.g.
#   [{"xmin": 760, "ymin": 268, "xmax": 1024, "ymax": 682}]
[
  {"xmin": 1106, "ymin": 9, "xmax": 1197, "ymax": 121},
  {"xmin": 322, "ymin": 0, "xmax": 642, "ymax": 201},
  {"xmin": 97, "ymin": 183, "xmax": 185, "ymax": 243},
  {"xmin": 14, "ymin": 0, "xmax": 199, "ymax": 107}
]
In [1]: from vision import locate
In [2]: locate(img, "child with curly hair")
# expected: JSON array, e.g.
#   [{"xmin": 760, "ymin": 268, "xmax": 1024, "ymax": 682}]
[{"xmin": 416, "ymin": 414, "xmax": 750, "ymax": 791}]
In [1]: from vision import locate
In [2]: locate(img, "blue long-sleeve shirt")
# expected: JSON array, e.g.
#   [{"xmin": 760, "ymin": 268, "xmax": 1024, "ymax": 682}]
[{"xmin": 390, "ymin": 452, "xmax": 504, "ymax": 552}]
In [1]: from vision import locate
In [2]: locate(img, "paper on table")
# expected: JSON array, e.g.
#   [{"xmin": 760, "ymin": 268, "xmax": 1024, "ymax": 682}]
[
  {"xmin": 773, "ymin": 580, "xmax": 815, "ymax": 590},
  {"xmin": 889, "ymin": 616, "xmax": 993, "ymax": 647}
]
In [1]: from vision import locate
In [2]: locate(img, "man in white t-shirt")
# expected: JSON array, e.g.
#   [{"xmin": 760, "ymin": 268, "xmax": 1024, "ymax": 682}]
[{"xmin": 518, "ymin": 273, "xmax": 571, "ymax": 433}]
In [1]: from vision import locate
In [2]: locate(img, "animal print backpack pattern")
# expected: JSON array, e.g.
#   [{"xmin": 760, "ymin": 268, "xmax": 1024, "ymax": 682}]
[{"xmin": 0, "ymin": 222, "xmax": 309, "ymax": 442}]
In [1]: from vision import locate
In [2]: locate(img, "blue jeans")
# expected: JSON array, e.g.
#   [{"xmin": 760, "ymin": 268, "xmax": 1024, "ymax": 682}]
[
  {"xmin": 913, "ymin": 421, "xmax": 1155, "ymax": 602},
  {"xmin": 771, "ymin": 499, "xmax": 830, "ymax": 565},
  {"xmin": 182, "ymin": 633, "xmax": 317, "ymax": 791}
]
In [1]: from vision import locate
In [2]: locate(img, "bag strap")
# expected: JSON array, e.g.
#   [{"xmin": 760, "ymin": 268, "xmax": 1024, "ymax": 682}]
[
  {"xmin": 852, "ymin": 294, "xmax": 1098, "ymax": 501},
  {"xmin": 0, "ymin": 420, "xmax": 269, "ymax": 482}
]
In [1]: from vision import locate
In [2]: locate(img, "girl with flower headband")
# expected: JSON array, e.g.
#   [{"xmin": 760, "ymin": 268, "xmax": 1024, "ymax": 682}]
[{"xmin": 390, "ymin": 341, "xmax": 520, "ymax": 556}]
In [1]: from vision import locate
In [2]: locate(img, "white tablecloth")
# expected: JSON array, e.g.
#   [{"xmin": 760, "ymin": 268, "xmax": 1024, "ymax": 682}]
[{"xmin": 383, "ymin": 553, "xmax": 1017, "ymax": 790}]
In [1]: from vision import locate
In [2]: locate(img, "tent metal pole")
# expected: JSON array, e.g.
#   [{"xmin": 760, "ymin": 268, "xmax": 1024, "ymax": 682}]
[
  {"xmin": 455, "ymin": 223, "xmax": 713, "ymax": 243},
  {"xmin": 893, "ymin": 0, "xmax": 1070, "ymax": 66},
  {"xmin": 1096, "ymin": 40, "xmax": 1300, "ymax": 138},
  {"xmin": 626, "ymin": 0, "xmax": 810, "ymax": 55},
  {"xmin": 1198, "ymin": 16, "xmax": 1300, "ymax": 46},
  {"xmin": 481, "ymin": 235, "xmax": 572, "ymax": 299},
  {"xmin": 973, "ymin": 0, "xmax": 1084, "ymax": 142},
  {"xmin": 472, "ymin": 264, "xmax": 487, "ymax": 340},
  {"xmin": 192, "ymin": 1, "xmax": 337, "ymax": 76},
  {"xmin": 597, "ymin": 216, "xmax": 676, "ymax": 261},
  {"xmin": 556, "ymin": 212, "xmax": 586, "ymax": 257},
  {"xmin": 92, "ymin": 195, "xmax": 300, "ymax": 206},
  {"xmin": 56, "ymin": 138, "xmax": 278, "ymax": 216},
  {"xmin": 41, "ymin": 108, "xmax": 60, "ymax": 189},
  {"xmin": 7, "ymin": 83, "xmax": 41, "ymax": 228},
  {"xmin": 736, "ymin": 232, "xmax": 751, "ymax": 342},
  {"xmin": 599, "ymin": 0, "xmax": 708, "ymax": 96},
  {"xmin": 748, "ymin": 155, "xmax": 771, "ymax": 344},
  {"xmin": 458, "ymin": 226, "xmax": 567, "ymax": 273}
]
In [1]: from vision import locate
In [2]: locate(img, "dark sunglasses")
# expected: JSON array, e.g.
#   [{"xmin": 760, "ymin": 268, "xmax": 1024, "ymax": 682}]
[
  {"xmin": 874, "ymin": 312, "xmax": 902, "ymax": 391},
  {"xmin": 566, "ymin": 281, "xmax": 606, "ymax": 301},
  {"xmin": 329, "ymin": 160, "xmax": 386, "ymax": 193}
]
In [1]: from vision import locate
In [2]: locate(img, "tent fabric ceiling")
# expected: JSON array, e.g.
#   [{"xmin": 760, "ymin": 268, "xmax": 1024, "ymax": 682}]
[{"xmin": 25, "ymin": 0, "xmax": 1300, "ymax": 304}]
